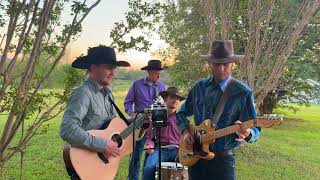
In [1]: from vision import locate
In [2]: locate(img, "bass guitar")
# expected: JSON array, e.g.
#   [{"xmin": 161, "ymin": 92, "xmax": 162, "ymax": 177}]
[{"xmin": 178, "ymin": 116, "xmax": 283, "ymax": 166}]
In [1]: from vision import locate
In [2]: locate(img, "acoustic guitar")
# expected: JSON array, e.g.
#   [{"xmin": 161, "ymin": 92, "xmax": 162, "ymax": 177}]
[
  {"xmin": 63, "ymin": 113, "xmax": 148, "ymax": 180},
  {"xmin": 178, "ymin": 116, "xmax": 283, "ymax": 166}
]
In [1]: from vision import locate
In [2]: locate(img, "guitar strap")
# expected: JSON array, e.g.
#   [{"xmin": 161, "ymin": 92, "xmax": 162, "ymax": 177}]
[
  {"xmin": 108, "ymin": 95, "xmax": 130, "ymax": 126},
  {"xmin": 211, "ymin": 78, "xmax": 235, "ymax": 127}
]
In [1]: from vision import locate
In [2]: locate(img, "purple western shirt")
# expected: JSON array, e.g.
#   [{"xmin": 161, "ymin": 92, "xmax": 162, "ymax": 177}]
[
  {"xmin": 146, "ymin": 112, "xmax": 180, "ymax": 147},
  {"xmin": 124, "ymin": 77, "xmax": 166, "ymax": 114}
]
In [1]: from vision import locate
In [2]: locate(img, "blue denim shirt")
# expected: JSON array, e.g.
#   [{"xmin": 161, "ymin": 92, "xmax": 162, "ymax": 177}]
[{"xmin": 176, "ymin": 76, "xmax": 261, "ymax": 151}]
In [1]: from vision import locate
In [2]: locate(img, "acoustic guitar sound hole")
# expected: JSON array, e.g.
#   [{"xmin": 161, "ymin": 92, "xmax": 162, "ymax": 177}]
[
  {"xmin": 96, "ymin": 134, "xmax": 123, "ymax": 164},
  {"xmin": 111, "ymin": 134, "xmax": 123, "ymax": 148}
]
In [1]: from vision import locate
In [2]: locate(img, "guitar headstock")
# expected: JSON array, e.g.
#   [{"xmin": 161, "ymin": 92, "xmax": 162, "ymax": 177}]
[
  {"xmin": 144, "ymin": 96, "xmax": 166, "ymax": 112},
  {"xmin": 256, "ymin": 115, "xmax": 283, "ymax": 128}
]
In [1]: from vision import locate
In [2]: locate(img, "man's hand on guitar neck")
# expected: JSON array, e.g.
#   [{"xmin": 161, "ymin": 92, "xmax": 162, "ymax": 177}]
[
  {"xmin": 182, "ymin": 128, "xmax": 194, "ymax": 148},
  {"xmin": 104, "ymin": 140, "xmax": 121, "ymax": 157},
  {"xmin": 235, "ymin": 120, "xmax": 251, "ymax": 142}
]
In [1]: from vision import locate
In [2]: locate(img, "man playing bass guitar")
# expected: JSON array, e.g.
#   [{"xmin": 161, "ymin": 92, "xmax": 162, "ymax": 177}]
[{"xmin": 177, "ymin": 40, "xmax": 261, "ymax": 180}]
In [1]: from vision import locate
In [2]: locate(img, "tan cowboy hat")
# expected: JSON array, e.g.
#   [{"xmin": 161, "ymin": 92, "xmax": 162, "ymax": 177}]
[{"xmin": 159, "ymin": 87, "xmax": 185, "ymax": 101}]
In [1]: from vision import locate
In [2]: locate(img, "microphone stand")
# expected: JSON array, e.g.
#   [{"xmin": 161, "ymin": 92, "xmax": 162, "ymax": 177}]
[
  {"xmin": 149, "ymin": 96, "xmax": 167, "ymax": 180},
  {"xmin": 153, "ymin": 121, "xmax": 169, "ymax": 180},
  {"xmin": 130, "ymin": 113, "xmax": 139, "ymax": 180},
  {"xmin": 156, "ymin": 127, "xmax": 162, "ymax": 180}
]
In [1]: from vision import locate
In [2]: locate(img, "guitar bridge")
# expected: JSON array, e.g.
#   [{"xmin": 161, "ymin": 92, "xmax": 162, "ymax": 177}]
[
  {"xmin": 97, "ymin": 152, "xmax": 109, "ymax": 164},
  {"xmin": 193, "ymin": 130, "xmax": 209, "ymax": 158}
]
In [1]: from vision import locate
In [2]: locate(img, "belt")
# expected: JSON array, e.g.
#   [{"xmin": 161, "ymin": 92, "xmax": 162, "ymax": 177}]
[
  {"xmin": 213, "ymin": 150, "xmax": 234, "ymax": 157},
  {"xmin": 156, "ymin": 142, "xmax": 179, "ymax": 149}
]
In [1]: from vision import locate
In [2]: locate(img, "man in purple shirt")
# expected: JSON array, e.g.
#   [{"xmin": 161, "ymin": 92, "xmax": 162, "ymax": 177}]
[
  {"xmin": 125, "ymin": 60, "xmax": 166, "ymax": 180},
  {"xmin": 142, "ymin": 87, "xmax": 185, "ymax": 180}
]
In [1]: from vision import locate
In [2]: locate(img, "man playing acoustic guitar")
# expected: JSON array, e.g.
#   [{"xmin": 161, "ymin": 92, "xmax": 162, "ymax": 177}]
[
  {"xmin": 143, "ymin": 87, "xmax": 185, "ymax": 180},
  {"xmin": 177, "ymin": 40, "xmax": 261, "ymax": 180},
  {"xmin": 60, "ymin": 46, "xmax": 130, "ymax": 179}
]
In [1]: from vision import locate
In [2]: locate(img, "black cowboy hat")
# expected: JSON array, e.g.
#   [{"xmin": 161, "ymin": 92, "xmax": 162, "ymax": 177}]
[
  {"xmin": 72, "ymin": 46, "xmax": 130, "ymax": 69},
  {"xmin": 141, "ymin": 60, "xmax": 168, "ymax": 71},
  {"xmin": 159, "ymin": 87, "xmax": 186, "ymax": 101},
  {"xmin": 200, "ymin": 40, "xmax": 244, "ymax": 63}
]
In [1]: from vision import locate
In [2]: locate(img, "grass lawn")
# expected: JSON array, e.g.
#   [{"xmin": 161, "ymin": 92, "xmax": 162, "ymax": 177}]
[
  {"xmin": 236, "ymin": 104, "xmax": 320, "ymax": 180},
  {"xmin": 0, "ymin": 89, "xmax": 319, "ymax": 180}
]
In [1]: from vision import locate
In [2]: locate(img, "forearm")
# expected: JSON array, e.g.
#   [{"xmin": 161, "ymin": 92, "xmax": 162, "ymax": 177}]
[
  {"xmin": 60, "ymin": 119, "xmax": 107, "ymax": 152},
  {"xmin": 124, "ymin": 102, "xmax": 133, "ymax": 114}
]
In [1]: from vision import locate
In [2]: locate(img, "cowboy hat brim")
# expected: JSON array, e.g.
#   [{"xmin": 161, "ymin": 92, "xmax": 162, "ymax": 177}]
[
  {"xmin": 141, "ymin": 66, "xmax": 168, "ymax": 71},
  {"xmin": 200, "ymin": 54, "xmax": 244, "ymax": 63},
  {"xmin": 72, "ymin": 56, "xmax": 130, "ymax": 69},
  {"xmin": 116, "ymin": 61, "xmax": 131, "ymax": 67},
  {"xmin": 71, "ymin": 56, "xmax": 89, "ymax": 69},
  {"xmin": 159, "ymin": 91, "xmax": 186, "ymax": 101}
]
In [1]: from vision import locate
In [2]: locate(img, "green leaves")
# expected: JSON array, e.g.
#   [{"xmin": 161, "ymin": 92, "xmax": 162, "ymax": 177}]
[
  {"xmin": 63, "ymin": 65, "xmax": 87, "ymax": 90},
  {"xmin": 71, "ymin": 0, "xmax": 89, "ymax": 15},
  {"xmin": 109, "ymin": 0, "xmax": 163, "ymax": 52},
  {"xmin": 0, "ymin": 0, "xmax": 102, "ymax": 168}
]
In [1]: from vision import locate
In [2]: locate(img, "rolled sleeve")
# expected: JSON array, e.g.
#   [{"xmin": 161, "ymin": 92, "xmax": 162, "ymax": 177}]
[{"xmin": 247, "ymin": 127, "xmax": 260, "ymax": 143}]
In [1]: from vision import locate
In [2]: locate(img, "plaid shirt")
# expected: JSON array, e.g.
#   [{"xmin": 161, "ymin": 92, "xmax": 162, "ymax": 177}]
[{"xmin": 177, "ymin": 76, "xmax": 261, "ymax": 151}]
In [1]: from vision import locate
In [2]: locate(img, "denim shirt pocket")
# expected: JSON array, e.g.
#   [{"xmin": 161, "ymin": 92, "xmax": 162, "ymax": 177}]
[{"xmin": 194, "ymin": 97, "xmax": 204, "ymax": 123}]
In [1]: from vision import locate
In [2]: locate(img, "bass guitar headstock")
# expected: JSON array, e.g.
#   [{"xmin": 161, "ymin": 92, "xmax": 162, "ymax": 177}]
[{"xmin": 256, "ymin": 114, "xmax": 283, "ymax": 128}]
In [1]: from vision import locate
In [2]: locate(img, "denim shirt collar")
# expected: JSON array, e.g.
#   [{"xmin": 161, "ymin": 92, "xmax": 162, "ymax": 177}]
[{"xmin": 207, "ymin": 75, "xmax": 232, "ymax": 92}]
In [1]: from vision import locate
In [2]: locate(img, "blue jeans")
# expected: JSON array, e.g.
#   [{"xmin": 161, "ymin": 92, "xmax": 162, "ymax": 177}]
[
  {"xmin": 189, "ymin": 154, "xmax": 236, "ymax": 180},
  {"xmin": 128, "ymin": 134, "xmax": 147, "ymax": 180},
  {"xmin": 142, "ymin": 147, "xmax": 178, "ymax": 180}
]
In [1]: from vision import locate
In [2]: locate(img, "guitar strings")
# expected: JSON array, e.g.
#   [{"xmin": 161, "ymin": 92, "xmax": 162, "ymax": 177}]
[{"xmin": 120, "ymin": 114, "xmax": 146, "ymax": 139}]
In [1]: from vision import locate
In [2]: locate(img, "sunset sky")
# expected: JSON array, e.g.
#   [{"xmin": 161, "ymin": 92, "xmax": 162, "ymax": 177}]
[{"xmin": 64, "ymin": 0, "xmax": 166, "ymax": 69}]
